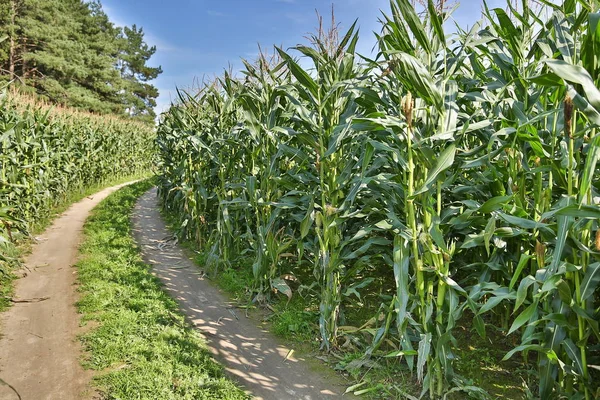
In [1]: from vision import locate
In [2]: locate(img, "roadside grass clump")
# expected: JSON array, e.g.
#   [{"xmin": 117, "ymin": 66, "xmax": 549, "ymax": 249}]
[
  {"xmin": 218, "ymin": 266, "xmax": 254, "ymax": 300},
  {"xmin": 156, "ymin": 0, "xmax": 600, "ymax": 398},
  {"xmin": 76, "ymin": 180, "xmax": 247, "ymax": 400},
  {"xmin": 0, "ymin": 241, "xmax": 17, "ymax": 309},
  {"xmin": 269, "ymin": 298, "xmax": 318, "ymax": 341}
]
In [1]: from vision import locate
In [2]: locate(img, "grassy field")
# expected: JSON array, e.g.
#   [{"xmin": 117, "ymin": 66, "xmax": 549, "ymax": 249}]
[{"xmin": 76, "ymin": 180, "xmax": 248, "ymax": 400}]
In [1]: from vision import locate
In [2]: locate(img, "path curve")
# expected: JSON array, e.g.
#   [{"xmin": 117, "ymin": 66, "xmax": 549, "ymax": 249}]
[
  {"xmin": 0, "ymin": 182, "xmax": 136, "ymax": 400},
  {"xmin": 132, "ymin": 188, "xmax": 349, "ymax": 400}
]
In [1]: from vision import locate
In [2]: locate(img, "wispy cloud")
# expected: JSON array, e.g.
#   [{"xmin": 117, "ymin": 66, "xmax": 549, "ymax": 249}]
[
  {"xmin": 207, "ymin": 10, "xmax": 227, "ymax": 17},
  {"xmin": 103, "ymin": 3, "xmax": 176, "ymax": 55},
  {"xmin": 284, "ymin": 12, "xmax": 308, "ymax": 24},
  {"xmin": 144, "ymin": 33, "xmax": 184, "ymax": 53},
  {"xmin": 102, "ymin": 4, "xmax": 130, "ymax": 28}
]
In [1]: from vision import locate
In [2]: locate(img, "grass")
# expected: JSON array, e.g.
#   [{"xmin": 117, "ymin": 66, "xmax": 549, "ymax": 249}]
[
  {"xmin": 209, "ymin": 264, "xmax": 254, "ymax": 301},
  {"xmin": 76, "ymin": 179, "xmax": 248, "ymax": 400},
  {"xmin": 0, "ymin": 173, "xmax": 151, "ymax": 313},
  {"xmin": 0, "ymin": 243, "xmax": 19, "ymax": 311},
  {"xmin": 30, "ymin": 173, "xmax": 151, "ymax": 234},
  {"xmin": 270, "ymin": 304, "xmax": 316, "ymax": 341}
]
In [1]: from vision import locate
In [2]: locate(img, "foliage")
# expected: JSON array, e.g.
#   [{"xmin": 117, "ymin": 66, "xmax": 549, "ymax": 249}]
[
  {"xmin": 156, "ymin": 0, "xmax": 600, "ymax": 398},
  {"xmin": 76, "ymin": 179, "xmax": 247, "ymax": 400},
  {"xmin": 270, "ymin": 299, "xmax": 317, "ymax": 341},
  {"xmin": 0, "ymin": 0, "xmax": 162, "ymax": 121},
  {"xmin": 118, "ymin": 24, "xmax": 163, "ymax": 120},
  {"xmin": 0, "ymin": 89, "xmax": 155, "ymax": 274}
]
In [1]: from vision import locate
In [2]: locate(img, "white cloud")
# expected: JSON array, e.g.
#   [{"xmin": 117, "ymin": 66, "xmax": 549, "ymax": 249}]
[{"xmin": 143, "ymin": 33, "xmax": 185, "ymax": 54}]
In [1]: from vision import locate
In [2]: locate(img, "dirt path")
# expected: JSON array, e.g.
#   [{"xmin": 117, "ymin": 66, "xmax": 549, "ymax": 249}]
[
  {"xmin": 132, "ymin": 188, "xmax": 350, "ymax": 400},
  {"xmin": 0, "ymin": 182, "xmax": 135, "ymax": 400}
]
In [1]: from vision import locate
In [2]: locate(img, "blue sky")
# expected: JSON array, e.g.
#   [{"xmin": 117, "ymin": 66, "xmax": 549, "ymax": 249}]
[{"xmin": 101, "ymin": 0, "xmax": 510, "ymax": 114}]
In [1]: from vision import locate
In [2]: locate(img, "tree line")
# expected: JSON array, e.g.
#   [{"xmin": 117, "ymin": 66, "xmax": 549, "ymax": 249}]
[{"xmin": 0, "ymin": 0, "xmax": 162, "ymax": 122}]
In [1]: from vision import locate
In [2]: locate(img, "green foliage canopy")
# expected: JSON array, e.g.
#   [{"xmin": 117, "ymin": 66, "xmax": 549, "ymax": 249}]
[{"xmin": 0, "ymin": 0, "xmax": 162, "ymax": 121}]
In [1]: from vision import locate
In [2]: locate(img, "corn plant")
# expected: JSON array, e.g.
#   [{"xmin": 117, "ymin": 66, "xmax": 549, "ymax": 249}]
[
  {"xmin": 156, "ymin": 0, "xmax": 600, "ymax": 397},
  {"xmin": 0, "ymin": 89, "xmax": 155, "ymax": 271}
]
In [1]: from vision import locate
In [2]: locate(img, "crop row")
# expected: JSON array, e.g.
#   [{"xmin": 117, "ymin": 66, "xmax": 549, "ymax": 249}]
[
  {"xmin": 157, "ymin": 1, "xmax": 599, "ymax": 398},
  {"xmin": 0, "ymin": 89, "xmax": 155, "ymax": 270}
]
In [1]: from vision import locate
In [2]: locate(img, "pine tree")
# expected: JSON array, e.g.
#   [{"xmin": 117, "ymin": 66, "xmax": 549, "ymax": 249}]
[
  {"xmin": 0, "ymin": 0, "xmax": 161, "ymax": 118},
  {"xmin": 118, "ymin": 25, "xmax": 162, "ymax": 122}
]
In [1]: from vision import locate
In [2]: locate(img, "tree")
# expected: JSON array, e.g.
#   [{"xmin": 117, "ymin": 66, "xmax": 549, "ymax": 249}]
[
  {"xmin": 118, "ymin": 24, "xmax": 162, "ymax": 121},
  {"xmin": 0, "ymin": 0, "xmax": 25, "ymax": 83},
  {"xmin": 0, "ymin": 0, "xmax": 162, "ymax": 118}
]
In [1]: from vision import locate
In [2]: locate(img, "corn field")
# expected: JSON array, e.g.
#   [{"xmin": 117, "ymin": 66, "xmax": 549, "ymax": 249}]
[
  {"xmin": 156, "ymin": 0, "xmax": 600, "ymax": 398},
  {"xmin": 0, "ymin": 89, "xmax": 155, "ymax": 271}
]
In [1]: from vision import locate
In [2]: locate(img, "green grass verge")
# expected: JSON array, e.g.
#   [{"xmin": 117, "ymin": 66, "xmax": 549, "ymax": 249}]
[
  {"xmin": 76, "ymin": 180, "xmax": 248, "ymax": 400},
  {"xmin": 0, "ymin": 242, "xmax": 19, "ymax": 310},
  {"xmin": 0, "ymin": 173, "xmax": 151, "ymax": 313}
]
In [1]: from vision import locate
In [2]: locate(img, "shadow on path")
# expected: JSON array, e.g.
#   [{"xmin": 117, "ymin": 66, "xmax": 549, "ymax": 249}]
[{"xmin": 131, "ymin": 187, "xmax": 349, "ymax": 400}]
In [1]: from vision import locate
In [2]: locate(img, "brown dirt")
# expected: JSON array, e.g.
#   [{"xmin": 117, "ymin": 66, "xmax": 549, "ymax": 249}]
[
  {"xmin": 131, "ymin": 188, "xmax": 352, "ymax": 400},
  {"xmin": 0, "ymin": 183, "xmax": 134, "ymax": 400}
]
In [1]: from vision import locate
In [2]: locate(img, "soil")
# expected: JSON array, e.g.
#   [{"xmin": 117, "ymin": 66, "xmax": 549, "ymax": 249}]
[
  {"xmin": 0, "ymin": 183, "xmax": 134, "ymax": 400},
  {"xmin": 131, "ymin": 188, "xmax": 350, "ymax": 400}
]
